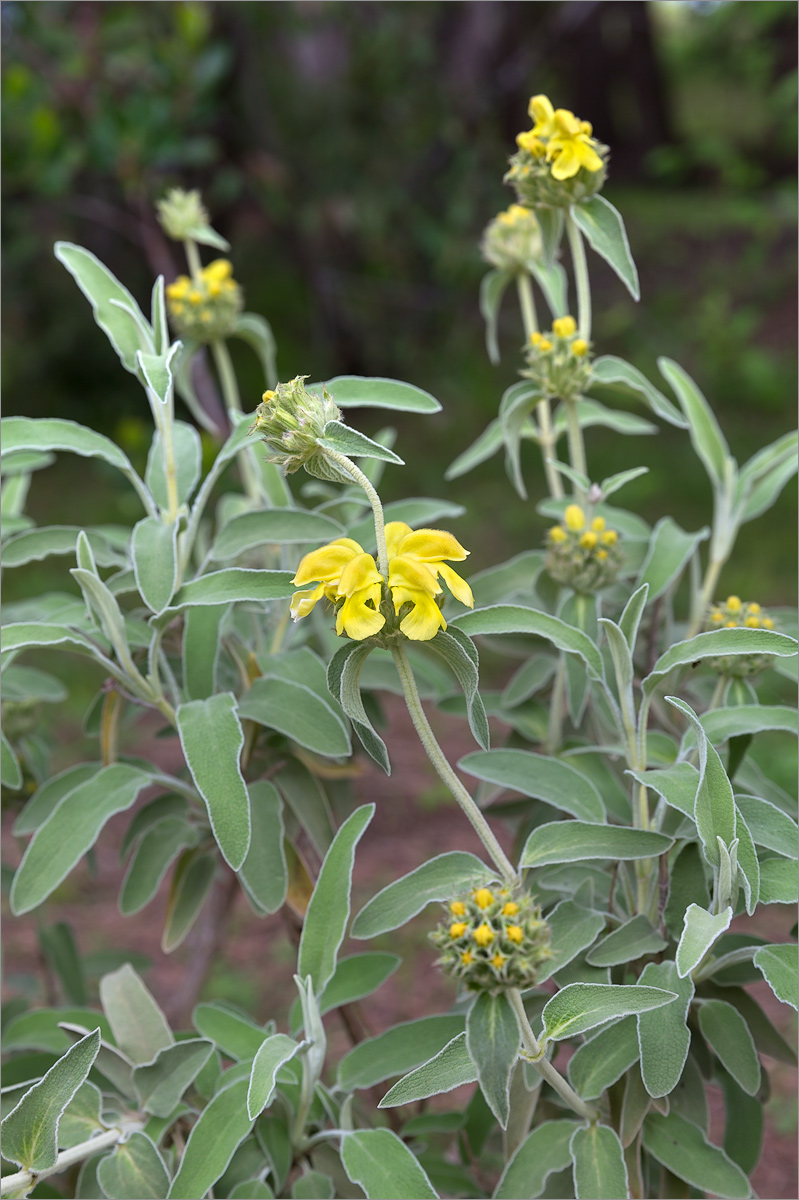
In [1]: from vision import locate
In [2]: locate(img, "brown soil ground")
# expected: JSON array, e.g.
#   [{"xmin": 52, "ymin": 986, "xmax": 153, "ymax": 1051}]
[{"xmin": 3, "ymin": 696, "xmax": 797, "ymax": 1199}]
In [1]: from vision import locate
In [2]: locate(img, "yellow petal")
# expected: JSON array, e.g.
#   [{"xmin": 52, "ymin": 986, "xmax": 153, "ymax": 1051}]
[
  {"xmin": 395, "ymin": 528, "xmax": 469, "ymax": 563},
  {"xmin": 336, "ymin": 584, "xmax": 386, "ymax": 640},
  {"xmin": 576, "ymin": 140, "xmax": 603, "ymax": 173},
  {"xmin": 338, "ymin": 552, "xmax": 384, "ymax": 597},
  {"xmin": 528, "ymin": 94, "xmax": 555, "ymax": 137},
  {"xmin": 293, "ymin": 538, "xmax": 364, "ymax": 586},
  {"xmin": 398, "ymin": 592, "xmax": 447, "ymax": 641},
  {"xmin": 553, "ymin": 108, "xmax": 582, "ymax": 136},
  {"xmin": 385, "ymin": 521, "xmax": 413, "ymax": 558},
  {"xmin": 550, "ymin": 143, "xmax": 581, "ymax": 180},
  {"xmin": 290, "ymin": 582, "xmax": 326, "ymax": 621},
  {"xmin": 389, "ymin": 555, "xmax": 441, "ymax": 595},
  {"xmin": 436, "ymin": 562, "xmax": 474, "ymax": 608}
]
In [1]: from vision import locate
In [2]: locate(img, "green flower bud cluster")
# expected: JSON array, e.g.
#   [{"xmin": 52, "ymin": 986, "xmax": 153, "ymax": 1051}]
[
  {"xmin": 706, "ymin": 596, "xmax": 776, "ymax": 678},
  {"xmin": 166, "ymin": 259, "xmax": 243, "ymax": 343},
  {"xmin": 249, "ymin": 376, "xmax": 341, "ymax": 476},
  {"xmin": 481, "ymin": 204, "xmax": 543, "ymax": 274},
  {"xmin": 156, "ymin": 188, "xmax": 213, "ymax": 242},
  {"xmin": 522, "ymin": 316, "xmax": 592, "ymax": 402},
  {"xmin": 429, "ymin": 885, "xmax": 551, "ymax": 993},
  {"xmin": 505, "ymin": 143, "xmax": 608, "ymax": 210},
  {"xmin": 545, "ymin": 505, "xmax": 623, "ymax": 595}
]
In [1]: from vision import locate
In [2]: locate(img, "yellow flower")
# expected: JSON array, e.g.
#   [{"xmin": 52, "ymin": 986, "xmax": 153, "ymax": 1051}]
[
  {"xmin": 461, "ymin": 951, "xmax": 474, "ymax": 966},
  {"xmin": 516, "ymin": 130, "xmax": 546, "ymax": 155},
  {"xmin": 591, "ymin": 517, "xmax": 606, "ymax": 532},
  {"xmin": 291, "ymin": 538, "xmax": 385, "ymax": 640},
  {"xmin": 726, "ymin": 621, "xmax": 737, "ymax": 628},
  {"xmin": 553, "ymin": 315, "xmax": 577, "ymax": 337},
  {"xmin": 596, "ymin": 549, "xmax": 608, "ymax": 561},
  {"xmin": 580, "ymin": 531, "xmax": 598, "ymax": 550},
  {"xmin": 745, "ymin": 616, "xmax": 761, "ymax": 628},
  {"xmin": 763, "ymin": 618, "xmax": 774, "ymax": 629},
  {"xmin": 530, "ymin": 331, "xmax": 543, "ymax": 346},
  {"xmin": 726, "ymin": 596, "xmax": 742, "ymax": 613},
  {"xmin": 527, "ymin": 95, "xmax": 603, "ymax": 180},
  {"xmin": 506, "ymin": 925, "xmax": 524, "ymax": 944},
  {"xmin": 564, "ymin": 505, "xmax": 585, "ymax": 531},
  {"xmin": 502, "ymin": 902, "xmax": 519, "ymax": 916},
  {"xmin": 572, "ymin": 339, "xmax": 589, "ymax": 357},
  {"xmin": 601, "ymin": 530, "xmax": 618, "ymax": 546},
  {"xmin": 529, "ymin": 94, "xmax": 558, "ymax": 138},
  {"xmin": 450, "ymin": 900, "xmax": 466, "ymax": 916},
  {"xmin": 449, "ymin": 922, "xmax": 468, "ymax": 939},
  {"xmin": 549, "ymin": 526, "xmax": 567, "ymax": 543},
  {"xmin": 538, "ymin": 338, "xmax": 553, "ymax": 352},
  {"xmin": 492, "ymin": 953, "xmax": 506, "ymax": 970},
  {"xmin": 473, "ymin": 887, "xmax": 495, "ymax": 909},
  {"xmin": 710, "ymin": 609, "xmax": 724, "ymax": 624},
  {"xmin": 473, "ymin": 923, "xmax": 494, "ymax": 947},
  {"xmin": 747, "ymin": 603, "xmax": 761, "ymax": 615},
  {"xmin": 386, "ymin": 522, "xmax": 473, "ymax": 641}
]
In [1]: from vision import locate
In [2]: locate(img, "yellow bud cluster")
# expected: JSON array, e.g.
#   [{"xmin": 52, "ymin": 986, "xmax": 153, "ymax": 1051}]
[
  {"xmin": 481, "ymin": 204, "xmax": 543, "ymax": 273},
  {"xmin": 430, "ymin": 886, "xmax": 551, "ymax": 994},
  {"xmin": 166, "ymin": 258, "xmax": 242, "ymax": 342},
  {"xmin": 706, "ymin": 596, "xmax": 777, "ymax": 678},
  {"xmin": 523, "ymin": 316, "xmax": 592, "ymax": 401},
  {"xmin": 506, "ymin": 94, "xmax": 608, "ymax": 209},
  {"xmin": 545, "ymin": 506, "xmax": 623, "ymax": 595}
]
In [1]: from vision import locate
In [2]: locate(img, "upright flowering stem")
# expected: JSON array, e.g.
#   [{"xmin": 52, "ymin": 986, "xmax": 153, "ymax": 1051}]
[
  {"xmin": 320, "ymin": 448, "xmax": 390, "ymax": 578},
  {"xmin": 516, "ymin": 274, "xmax": 563, "ymax": 500},
  {"xmin": 564, "ymin": 399, "xmax": 588, "ymax": 506},
  {"xmin": 506, "ymin": 988, "xmax": 597, "ymax": 1122},
  {"xmin": 210, "ymin": 338, "xmax": 261, "ymax": 504},
  {"xmin": 183, "ymin": 237, "xmax": 203, "ymax": 283},
  {"xmin": 390, "ymin": 641, "xmax": 517, "ymax": 886},
  {"xmin": 565, "ymin": 211, "xmax": 591, "ymax": 342}
]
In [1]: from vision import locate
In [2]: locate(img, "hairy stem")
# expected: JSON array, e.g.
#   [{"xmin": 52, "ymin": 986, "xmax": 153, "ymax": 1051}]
[
  {"xmin": 566, "ymin": 212, "xmax": 591, "ymax": 341},
  {"xmin": 516, "ymin": 274, "xmax": 563, "ymax": 500},
  {"xmin": 183, "ymin": 237, "xmax": 203, "ymax": 282},
  {"xmin": 564, "ymin": 397, "xmax": 588, "ymax": 506},
  {"xmin": 391, "ymin": 641, "xmax": 516, "ymax": 884},
  {"xmin": 506, "ymin": 989, "xmax": 597, "ymax": 1122},
  {"xmin": 211, "ymin": 338, "xmax": 261, "ymax": 504},
  {"xmin": 321, "ymin": 448, "xmax": 390, "ymax": 578},
  {"xmin": 0, "ymin": 1128, "xmax": 129, "ymax": 1198}
]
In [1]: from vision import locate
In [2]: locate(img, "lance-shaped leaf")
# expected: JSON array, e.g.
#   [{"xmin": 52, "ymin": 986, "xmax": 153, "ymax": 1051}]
[
  {"xmin": 636, "ymin": 517, "xmax": 709, "ymax": 602},
  {"xmin": 341, "ymin": 1129, "xmax": 439, "ymax": 1200},
  {"xmin": 211, "ymin": 509, "xmax": 344, "ymax": 560},
  {"xmin": 658, "ymin": 358, "xmax": 729, "ymax": 486},
  {"xmin": 119, "ymin": 815, "xmax": 199, "ymax": 916},
  {"xmin": 145, "ymin": 420, "xmax": 202, "ymax": 510},
  {"xmin": 643, "ymin": 626, "xmax": 798, "ymax": 700},
  {"xmin": 351, "ymin": 852, "xmax": 495, "ymax": 939},
  {"xmin": 759, "ymin": 857, "xmax": 798, "ymax": 904},
  {"xmin": 590, "ymin": 355, "xmax": 686, "ymax": 427},
  {"xmin": 97, "ymin": 1131, "xmax": 170, "ymax": 1200},
  {"xmin": 192, "ymin": 1003, "xmax": 270, "ymax": 1062},
  {"xmin": 693, "ymin": 704, "xmax": 799, "ymax": 746},
  {"xmin": 182, "ymin": 603, "xmax": 228, "ymax": 701},
  {"xmin": 133, "ymin": 1039, "xmax": 214, "ymax": 1117},
  {"xmin": 538, "ymin": 900, "xmax": 606, "ymax": 984},
  {"xmin": 2, "ymin": 526, "xmax": 127, "ymax": 570},
  {"xmin": 570, "ymin": 1124, "xmax": 629, "ymax": 1200},
  {"xmin": 290, "ymin": 953, "xmax": 400, "ymax": 1035},
  {"xmin": 542, "ymin": 984, "xmax": 677, "ymax": 1042},
  {"xmin": 58, "ymin": 1081, "xmax": 105, "ymax": 1147},
  {"xmin": 167, "ymin": 1079, "xmax": 253, "ymax": 1199},
  {"xmin": 247, "ymin": 1035, "xmax": 303, "ymax": 1119},
  {"xmin": 176, "ymin": 694, "xmax": 251, "ymax": 870},
  {"xmin": 55, "ymin": 241, "xmax": 153, "ymax": 372},
  {"xmin": 666, "ymin": 697, "xmax": 735, "ymax": 870},
  {"xmin": 675, "ymin": 904, "xmax": 732, "ymax": 979},
  {"xmin": 479, "ymin": 268, "xmax": 513, "ymax": 363},
  {"xmin": 231, "ymin": 311, "xmax": 277, "ymax": 389},
  {"xmin": 337, "ymin": 1015, "xmax": 465, "ymax": 1092},
  {"xmin": 697, "ymin": 999, "xmax": 760, "ymax": 1095},
  {"xmin": 493, "ymin": 1120, "xmax": 581, "ymax": 1200},
  {"xmin": 379, "ymin": 1033, "xmax": 476, "ymax": 1107},
  {"xmin": 239, "ymin": 781, "xmax": 287, "ymax": 916},
  {"xmin": 736, "ymin": 794, "xmax": 798, "ymax": 859},
  {"xmin": 717, "ymin": 1066, "xmax": 763, "ymax": 1176},
  {"xmin": 428, "ymin": 626, "xmax": 490, "ymax": 750},
  {"xmin": 521, "ymin": 821, "xmax": 672, "ymax": 869},
  {"xmin": 736, "ymin": 428, "xmax": 799, "ymax": 523},
  {"xmin": 642, "ymin": 1111, "xmax": 750, "ymax": 1199},
  {"xmin": 452, "ymin": 605, "xmax": 604, "ymax": 679},
  {"xmin": 1, "ymin": 730, "xmax": 22, "ymax": 790},
  {"xmin": 298, "ymin": 804, "xmax": 375, "ymax": 995},
  {"xmin": 1, "ymin": 1028, "xmax": 101, "ymax": 1171},
  {"xmin": 637, "ymin": 961, "xmax": 693, "ymax": 1098},
  {"xmin": 169, "ymin": 568, "xmax": 295, "ymax": 609},
  {"xmin": 465, "ymin": 991, "xmax": 520, "ymax": 1128},
  {"xmin": 131, "ymin": 517, "xmax": 178, "ymax": 614},
  {"xmin": 446, "ymin": 419, "xmax": 503, "ymax": 480},
  {"xmin": 321, "ymin": 375, "xmax": 441, "ymax": 413},
  {"xmin": 11, "ymin": 765, "xmax": 152, "ymax": 915},
  {"xmin": 99, "ymin": 965, "xmax": 173, "ymax": 1065},
  {"xmin": 753, "ymin": 944, "xmax": 798, "ymax": 1010},
  {"xmin": 317, "ymin": 420, "xmax": 404, "ymax": 464},
  {"xmin": 240, "ymin": 677, "xmax": 350, "ymax": 759},
  {"xmin": 568, "ymin": 1016, "xmax": 639, "ymax": 1100},
  {"xmin": 330, "ymin": 641, "xmax": 390, "ymax": 772},
  {"xmin": 460, "ymin": 749, "xmax": 605, "ymax": 823},
  {"xmin": 587, "ymin": 916, "xmax": 667, "ymax": 968},
  {"xmin": 161, "ymin": 849, "xmax": 216, "ymax": 954},
  {"xmin": 570, "ymin": 197, "xmax": 639, "ymax": 299}
]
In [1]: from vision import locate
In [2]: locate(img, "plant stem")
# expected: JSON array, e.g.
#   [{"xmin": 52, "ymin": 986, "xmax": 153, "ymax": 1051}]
[
  {"xmin": 564, "ymin": 398, "xmax": 588, "ymax": 506},
  {"xmin": 183, "ymin": 237, "xmax": 203, "ymax": 282},
  {"xmin": 321, "ymin": 448, "xmax": 390, "ymax": 578},
  {"xmin": 566, "ymin": 212, "xmax": 591, "ymax": 342},
  {"xmin": 0, "ymin": 1127, "xmax": 128, "ymax": 1198},
  {"xmin": 516, "ymin": 274, "xmax": 563, "ymax": 500},
  {"xmin": 687, "ymin": 554, "xmax": 724, "ymax": 639},
  {"xmin": 210, "ymin": 338, "xmax": 261, "ymax": 504},
  {"xmin": 546, "ymin": 659, "xmax": 566, "ymax": 756},
  {"xmin": 506, "ymin": 989, "xmax": 597, "ymax": 1122},
  {"xmin": 390, "ymin": 641, "xmax": 516, "ymax": 885}
]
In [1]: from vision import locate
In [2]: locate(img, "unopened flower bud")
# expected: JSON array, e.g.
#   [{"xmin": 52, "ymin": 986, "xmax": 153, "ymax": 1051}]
[
  {"xmin": 481, "ymin": 204, "xmax": 543, "ymax": 273},
  {"xmin": 430, "ymin": 886, "xmax": 551, "ymax": 993},
  {"xmin": 249, "ymin": 376, "xmax": 341, "ymax": 475}
]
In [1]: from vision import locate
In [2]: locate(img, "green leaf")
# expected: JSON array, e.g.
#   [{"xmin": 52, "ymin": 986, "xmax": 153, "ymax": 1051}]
[
  {"xmin": 644, "ymin": 626, "xmax": 798, "ymax": 699},
  {"xmin": 479, "ymin": 268, "xmax": 513, "ymax": 363},
  {"xmin": 55, "ymin": 241, "xmax": 153, "ymax": 372},
  {"xmin": 232, "ymin": 1183, "xmax": 275, "ymax": 1200},
  {"xmin": 493, "ymin": 1120, "xmax": 581, "ymax": 1200},
  {"xmin": 11, "ymin": 765, "xmax": 151, "ymax": 915},
  {"xmin": 642, "ymin": 1111, "xmax": 750, "ymax": 1199},
  {"xmin": 318, "ymin": 420, "xmax": 404, "ymax": 464},
  {"xmin": 538, "ymin": 900, "xmax": 606, "ymax": 984},
  {"xmin": 428, "ymin": 627, "xmax": 490, "ymax": 751},
  {"xmin": 466, "ymin": 991, "xmax": 520, "ymax": 1128},
  {"xmin": 99, "ymin": 965, "xmax": 173, "ymax": 1065},
  {"xmin": 1, "ymin": 729, "xmax": 22, "ymax": 790},
  {"xmin": 274, "ymin": 759, "xmax": 335, "ymax": 858},
  {"xmin": 323, "ymin": 375, "xmax": 441, "ymax": 413},
  {"xmin": 636, "ymin": 517, "xmax": 709, "ymax": 602},
  {"xmin": 172, "ymin": 341, "xmax": 223, "ymax": 435},
  {"xmin": 666, "ymin": 698, "xmax": 735, "ymax": 870},
  {"xmin": 247, "ymin": 1035, "xmax": 302, "ymax": 1118},
  {"xmin": 459, "ymin": 748, "xmax": 605, "ymax": 824},
  {"xmin": 2, "ymin": 665, "xmax": 69, "ymax": 705},
  {"xmin": 445, "ymin": 419, "xmax": 503, "ymax": 480},
  {"xmin": 2, "ymin": 448, "xmax": 56, "ymax": 476},
  {"xmin": 555, "ymin": 397, "xmax": 658, "ymax": 438},
  {"xmin": 351, "ymin": 852, "xmax": 495, "ymax": 939},
  {"xmin": 531, "ymin": 259, "xmax": 569, "ymax": 319},
  {"xmin": 193, "ymin": 1003, "xmax": 270, "ymax": 1061},
  {"xmin": 675, "ymin": 904, "xmax": 732, "ymax": 979},
  {"xmin": 537, "ymin": 207, "xmax": 564, "ymax": 265},
  {"xmin": 567, "ymin": 1016, "xmax": 639, "ymax": 1100},
  {"xmin": 587, "ymin": 916, "xmax": 667, "ymax": 968},
  {"xmin": 717, "ymin": 1066, "xmax": 763, "ymax": 1175},
  {"xmin": 379, "ymin": 1033, "xmax": 475, "ymax": 1107},
  {"xmin": 145, "ymin": 421, "xmax": 202, "ymax": 510},
  {"xmin": 239, "ymin": 781, "xmax": 287, "ymax": 915},
  {"xmin": 170, "ymin": 568, "xmax": 295, "ymax": 609},
  {"xmin": 521, "ymin": 822, "xmax": 672, "ymax": 869},
  {"xmin": 0, "ymin": 1028, "xmax": 101, "ymax": 1171},
  {"xmin": 167, "ymin": 1079, "xmax": 253, "ymax": 1199},
  {"xmin": 182, "ymin": 603, "xmax": 228, "ymax": 700},
  {"xmin": 541, "ymin": 984, "xmax": 677, "ymax": 1042},
  {"xmin": 753, "ymin": 944, "xmax": 798, "ymax": 1010},
  {"xmin": 337, "ymin": 1015, "xmax": 465, "ymax": 1091},
  {"xmin": 133, "ymin": 1039, "xmax": 215, "ymax": 1117},
  {"xmin": 131, "ymin": 517, "xmax": 178, "ymax": 614},
  {"xmin": 58, "ymin": 1081, "xmax": 105, "ymax": 1147},
  {"xmin": 758, "ymin": 857, "xmax": 799, "ymax": 904},
  {"xmin": 347, "ymin": 497, "xmax": 466, "ymax": 551},
  {"xmin": 697, "ymin": 704, "xmax": 798, "ymax": 746},
  {"xmin": 298, "ymin": 804, "xmax": 375, "ymax": 994},
  {"xmin": 637, "ymin": 961, "xmax": 694, "ymax": 1098},
  {"xmin": 627, "ymin": 762, "xmax": 699, "ymax": 820},
  {"xmin": 570, "ymin": 1123, "xmax": 629, "ymax": 1200},
  {"xmin": 176, "ymin": 694, "xmax": 251, "ymax": 870},
  {"xmin": 341, "ymin": 1129, "xmax": 438, "ymax": 1199},
  {"xmin": 697, "ymin": 999, "xmax": 760, "ymax": 1095},
  {"xmin": 598, "ymin": 465, "xmax": 650, "ymax": 501},
  {"xmin": 589, "ymin": 356, "xmax": 686, "ymax": 428},
  {"xmin": 120, "ymin": 815, "xmax": 199, "ymax": 915},
  {"xmin": 211, "ymin": 509, "xmax": 344, "ymax": 561},
  {"xmin": 738, "ymin": 440, "xmax": 798, "ymax": 524},
  {"xmin": 452, "ymin": 605, "xmax": 604, "ymax": 679},
  {"xmin": 3, "ymin": 626, "xmax": 119, "ymax": 682},
  {"xmin": 328, "ymin": 641, "xmax": 389, "ymax": 772},
  {"xmin": 239, "ymin": 678, "xmax": 351, "ymax": 758},
  {"xmin": 231, "ymin": 312, "xmax": 277, "ymax": 390},
  {"xmin": 291, "ymin": 954, "xmax": 400, "ymax": 1034},
  {"xmin": 658, "ymin": 358, "xmax": 729, "ymax": 486},
  {"xmin": 161, "ymin": 850, "xmax": 217, "ymax": 953},
  {"xmin": 97, "ymin": 1131, "xmax": 170, "ymax": 1199},
  {"xmin": 2, "ymin": 526, "xmax": 126, "ymax": 570},
  {"xmin": 570, "ymin": 197, "xmax": 639, "ymax": 299}
]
